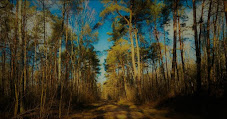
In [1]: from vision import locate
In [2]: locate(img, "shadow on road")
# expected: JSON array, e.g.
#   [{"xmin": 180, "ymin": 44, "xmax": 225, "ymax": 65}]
[{"xmin": 66, "ymin": 100, "xmax": 201, "ymax": 119}]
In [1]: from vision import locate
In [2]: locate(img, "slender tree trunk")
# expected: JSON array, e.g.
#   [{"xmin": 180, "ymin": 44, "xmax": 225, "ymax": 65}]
[
  {"xmin": 193, "ymin": 0, "xmax": 201, "ymax": 94},
  {"xmin": 22, "ymin": 0, "xmax": 27, "ymax": 93},
  {"xmin": 223, "ymin": 17, "xmax": 227, "ymax": 78},
  {"xmin": 134, "ymin": 28, "xmax": 140, "ymax": 81},
  {"xmin": 151, "ymin": 62, "xmax": 154, "ymax": 87},
  {"xmin": 67, "ymin": 28, "xmax": 74, "ymax": 115},
  {"xmin": 40, "ymin": 0, "xmax": 46, "ymax": 117},
  {"xmin": 2, "ymin": 29, "xmax": 6, "ymax": 95},
  {"xmin": 171, "ymin": 0, "xmax": 177, "ymax": 83},
  {"xmin": 18, "ymin": 0, "xmax": 24, "ymax": 113},
  {"xmin": 134, "ymin": 28, "xmax": 142, "ymax": 97},
  {"xmin": 207, "ymin": 0, "xmax": 212, "ymax": 94},
  {"xmin": 197, "ymin": 0, "xmax": 205, "ymax": 92},
  {"xmin": 65, "ymin": 11, "xmax": 69, "ymax": 82},
  {"xmin": 176, "ymin": 59, "xmax": 180, "ymax": 82},
  {"xmin": 77, "ymin": 35, "xmax": 80, "ymax": 97},
  {"xmin": 199, "ymin": 0, "xmax": 205, "ymax": 52},
  {"xmin": 212, "ymin": 1, "xmax": 219, "ymax": 82},
  {"xmin": 178, "ymin": 10, "xmax": 187, "ymax": 93},
  {"xmin": 154, "ymin": 23, "xmax": 166, "ymax": 81},
  {"xmin": 178, "ymin": 11, "xmax": 185, "ymax": 77},
  {"xmin": 153, "ymin": 60, "xmax": 158, "ymax": 87},
  {"xmin": 59, "ymin": 1, "xmax": 65, "ymax": 118},
  {"xmin": 14, "ymin": 1, "xmax": 19, "ymax": 115},
  {"xmin": 129, "ymin": 8, "xmax": 137, "ymax": 81},
  {"xmin": 216, "ymin": 23, "xmax": 221, "ymax": 84},
  {"xmin": 163, "ymin": 27, "xmax": 169, "ymax": 90}
]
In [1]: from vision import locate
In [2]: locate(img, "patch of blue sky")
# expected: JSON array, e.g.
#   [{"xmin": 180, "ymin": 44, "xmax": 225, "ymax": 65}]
[{"xmin": 89, "ymin": 1, "xmax": 113, "ymax": 83}]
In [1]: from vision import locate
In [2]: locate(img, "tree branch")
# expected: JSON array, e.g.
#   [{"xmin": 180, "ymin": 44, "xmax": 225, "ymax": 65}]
[{"xmin": 116, "ymin": 9, "xmax": 129, "ymax": 24}]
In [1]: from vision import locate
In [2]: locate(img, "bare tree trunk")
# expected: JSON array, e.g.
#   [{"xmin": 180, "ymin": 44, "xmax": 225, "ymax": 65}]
[
  {"xmin": 223, "ymin": 17, "xmax": 227, "ymax": 78},
  {"xmin": 65, "ymin": 11, "xmax": 69, "ymax": 82},
  {"xmin": 134, "ymin": 28, "xmax": 142, "ymax": 97},
  {"xmin": 207, "ymin": 0, "xmax": 212, "ymax": 94},
  {"xmin": 193, "ymin": 0, "xmax": 201, "ymax": 94},
  {"xmin": 129, "ymin": 8, "xmax": 137, "ymax": 81},
  {"xmin": 178, "ymin": 11, "xmax": 185, "ymax": 77},
  {"xmin": 153, "ymin": 60, "xmax": 158, "ymax": 87},
  {"xmin": 222, "ymin": 1, "xmax": 227, "ymax": 79},
  {"xmin": 2, "ymin": 26, "xmax": 6, "ymax": 95},
  {"xmin": 122, "ymin": 63, "xmax": 128, "ymax": 99},
  {"xmin": 154, "ymin": 23, "xmax": 166, "ymax": 82},
  {"xmin": 59, "ymin": 1, "xmax": 65, "ymax": 118},
  {"xmin": 199, "ymin": 0, "xmax": 205, "ymax": 53},
  {"xmin": 212, "ymin": 1, "xmax": 219, "ymax": 82},
  {"xmin": 197, "ymin": 0, "xmax": 205, "ymax": 93},
  {"xmin": 216, "ymin": 22, "xmax": 221, "ymax": 85},
  {"xmin": 18, "ymin": 0, "xmax": 24, "ymax": 113},
  {"xmin": 14, "ymin": 1, "xmax": 19, "ymax": 115},
  {"xmin": 67, "ymin": 28, "xmax": 74, "ymax": 115},
  {"xmin": 171, "ymin": 0, "xmax": 177, "ymax": 84},
  {"xmin": 163, "ymin": 27, "xmax": 169, "ymax": 90},
  {"xmin": 40, "ymin": 0, "xmax": 46, "ymax": 117}
]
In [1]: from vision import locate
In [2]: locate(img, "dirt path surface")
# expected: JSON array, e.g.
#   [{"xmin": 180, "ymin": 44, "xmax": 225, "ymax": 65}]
[{"xmin": 66, "ymin": 100, "xmax": 201, "ymax": 119}]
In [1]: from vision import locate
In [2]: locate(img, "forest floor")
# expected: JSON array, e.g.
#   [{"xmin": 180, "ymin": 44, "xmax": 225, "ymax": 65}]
[{"xmin": 65, "ymin": 100, "xmax": 202, "ymax": 119}]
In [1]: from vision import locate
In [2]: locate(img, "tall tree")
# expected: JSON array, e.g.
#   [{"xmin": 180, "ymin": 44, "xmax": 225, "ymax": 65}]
[
  {"xmin": 100, "ymin": 0, "xmax": 138, "ymax": 89},
  {"xmin": 207, "ymin": 0, "xmax": 212, "ymax": 94},
  {"xmin": 192, "ymin": 0, "xmax": 201, "ymax": 94},
  {"xmin": 171, "ymin": 0, "xmax": 178, "ymax": 84}
]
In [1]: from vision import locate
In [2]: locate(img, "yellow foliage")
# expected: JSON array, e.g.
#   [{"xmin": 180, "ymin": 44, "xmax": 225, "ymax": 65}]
[
  {"xmin": 100, "ymin": 2, "xmax": 130, "ymax": 18},
  {"xmin": 106, "ymin": 38, "xmax": 130, "ymax": 69}
]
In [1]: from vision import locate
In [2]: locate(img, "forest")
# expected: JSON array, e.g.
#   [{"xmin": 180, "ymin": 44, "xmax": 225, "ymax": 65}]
[{"xmin": 0, "ymin": 0, "xmax": 227, "ymax": 118}]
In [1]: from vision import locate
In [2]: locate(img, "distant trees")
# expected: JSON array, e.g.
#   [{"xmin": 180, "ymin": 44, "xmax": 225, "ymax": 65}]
[
  {"xmin": 0, "ymin": 0, "xmax": 100, "ymax": 118},
  {"xmin": 102, "ymin": 0, "xmax": 227, "ymax": 102}
]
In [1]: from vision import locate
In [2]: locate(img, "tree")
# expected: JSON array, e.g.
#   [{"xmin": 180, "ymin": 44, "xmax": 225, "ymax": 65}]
[
  {"xmin": 207, "ymin": 0, "xmax": 212, "ymax": 94},
  {"xmin": 100, "ymin": 0, "xmax": 137, "ymax": 83},
  {"xmin": 171, "ymin": 0, "xmax": 178, "ymax": 85},
  {"xmin": 192, "ymin": 0, "xmax": 201, "ymax": 94},
  {"xmin": 149, "ymin": 0, "xmax": 166, "ymax": 81},
  {"xmin": 106, "ymin": 38, "xmax": 130, "ymax": 99}
]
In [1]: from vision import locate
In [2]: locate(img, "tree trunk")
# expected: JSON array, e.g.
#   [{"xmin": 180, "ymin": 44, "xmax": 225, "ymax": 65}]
[
  {"xmin": 197, "ymin": 0, "xmax": 205, "ymax": 93},
  {"xmin": 193, "ymin": 0, "xmax": 201, "ymax": 94},
  {"xmin": 163, "ymin": 27, "xmax": 169, "ymax": 90},
  {"xmin": 198, "ymin": 0, "xmax": 205, "ymax": 52},
  {"xmin": 18, "ymin": 0, "xmax": 24, "ymax": 113},
  {"xmin": 59, "ymin": 1, "xmax": 65, "ymax": 118},
  {"xmin": 212, "ymin": 1, "xmax": 219, "ymax": 82},
  {"xmin": 223, "ymin": 17, "xmax": 227, "ymax": 79},
  {"xmin": 154, "ymin": 23, "xmax": 166, "ymax": 81},
  {"xmin": 14, "ymin": 1, "xmax": 19, "ymax": 115},
  {"xmin": 2, "ymin": 28, "xmax": 6, "ymax": 95},
  {"xmin": 134, "ymin": 28, "xmax": 142, "ymax": 97},
  {"xmin": 129, "ymin": 8, "xmax": 137, "ymax": 81},
  {"xmin": 65, "ymin": 11, "xmax": 69, "ymax": 82},
  {"xmin": 171, "ymin": 0, "xmax": 177, "ymax": 83},
  {"xmin": 207, "ymin": 0, "xmax": 212, "ymax": 94},
  {"xmin": 40, "ymin": 0, "xmax": 46, "ymax": 117},
  {"xmin": 178, "ymin": 10, "xmax": 185, "ymax": 77}
]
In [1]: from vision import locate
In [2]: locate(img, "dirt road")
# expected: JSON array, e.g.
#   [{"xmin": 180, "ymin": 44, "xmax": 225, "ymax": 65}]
[{"xmin": 66, "ymin": 100, "xmax": 201, "ymax": 119}]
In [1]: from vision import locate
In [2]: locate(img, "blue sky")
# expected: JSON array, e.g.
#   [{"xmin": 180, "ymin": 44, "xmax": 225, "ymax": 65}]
[{"xmin": 88, "ymin": 1, "xmax": 113, "ymax": 84}]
